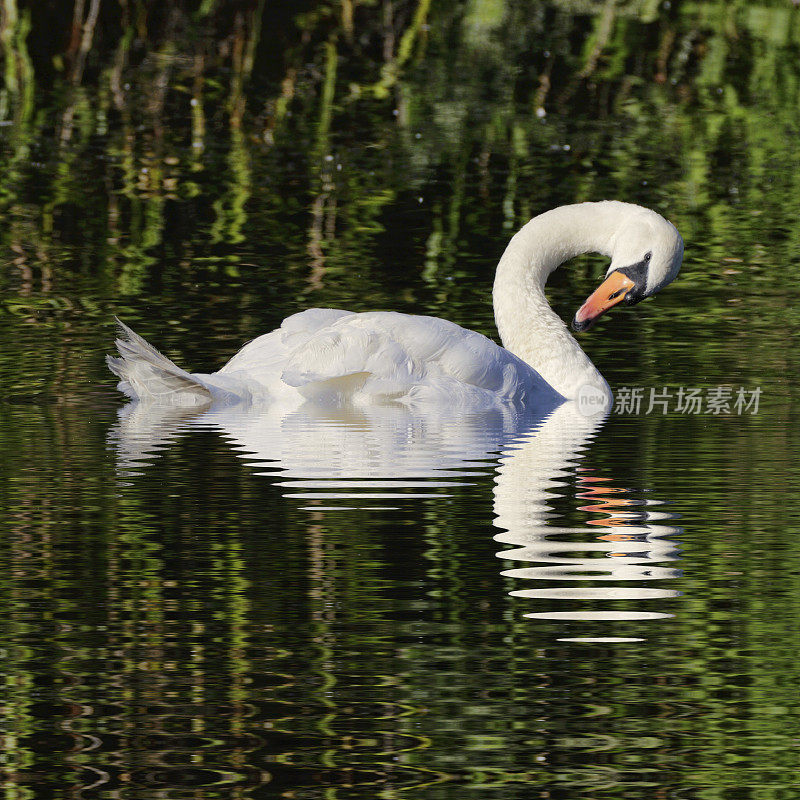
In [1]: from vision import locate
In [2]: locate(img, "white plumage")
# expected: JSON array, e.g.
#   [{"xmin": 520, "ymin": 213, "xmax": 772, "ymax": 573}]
[{"xmin": 108, "ymin": 309, "xmax": 558, "ymax": 408}]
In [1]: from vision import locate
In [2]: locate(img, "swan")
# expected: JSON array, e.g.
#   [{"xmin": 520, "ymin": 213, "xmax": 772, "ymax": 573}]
[{"xmin": 107, "ymin": 201, "xmax": 683, "ymax": 408}]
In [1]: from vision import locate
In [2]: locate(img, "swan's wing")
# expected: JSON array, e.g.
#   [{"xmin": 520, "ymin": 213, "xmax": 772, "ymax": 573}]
[
  {"xmin": 109, "ymin": 309, "xmax": 555, "ymax": 408},
  {"xmin": 217, "ymin": 309, "xmax": 355, "ymax": 382},
  {"xmin": 214, "ymin": 308, "xmax": 559, "ymax": 407},
  {"xmin": 278, "ymin": 311, "xmax": 556, "ymax": 406}
]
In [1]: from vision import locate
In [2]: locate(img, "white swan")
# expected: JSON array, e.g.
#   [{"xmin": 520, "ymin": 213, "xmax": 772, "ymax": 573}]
[{"xmin": 107, "ymin": 201, "xmax": 683, "ymax": 408}]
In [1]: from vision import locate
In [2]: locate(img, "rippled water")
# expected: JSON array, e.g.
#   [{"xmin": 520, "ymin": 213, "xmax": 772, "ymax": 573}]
[
  {"xmin": 3, "ymin": 2, "xmax": 800, "ymax": 797},
  {"xmin": 4, "ymin": 352, "xmax": 798, "ymax": 798}
]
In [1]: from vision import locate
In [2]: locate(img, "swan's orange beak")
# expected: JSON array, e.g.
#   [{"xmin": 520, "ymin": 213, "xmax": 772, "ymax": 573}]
[{"xmin": 572, "ymin": 271, "xmax": 636, "ymax": 332}]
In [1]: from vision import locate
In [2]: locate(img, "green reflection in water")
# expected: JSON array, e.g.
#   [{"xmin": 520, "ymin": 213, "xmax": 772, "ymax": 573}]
[{"xmin": 1, "ymin": 1, "xmax": 800, "ymax": 798}]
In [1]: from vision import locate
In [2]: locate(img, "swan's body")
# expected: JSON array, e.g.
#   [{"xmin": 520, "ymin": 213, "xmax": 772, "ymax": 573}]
[{"xmin": 108, "ymin": 201, "xmax": 683, "ymax": 408}]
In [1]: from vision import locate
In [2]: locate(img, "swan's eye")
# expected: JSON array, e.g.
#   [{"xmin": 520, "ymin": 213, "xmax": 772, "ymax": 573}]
[{"xmin": 643, "ymin": 252, "xmax": 652, "ymax": 263}]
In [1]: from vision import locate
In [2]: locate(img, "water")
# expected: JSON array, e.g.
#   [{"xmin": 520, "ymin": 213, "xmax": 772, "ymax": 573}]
[
  {"xmin": 6, "ymin": 398, "xmax": 799, "ymax": 798},
  {"xmin": 3, "ymin": 2, "xmax": 800, "ymax": 798}
]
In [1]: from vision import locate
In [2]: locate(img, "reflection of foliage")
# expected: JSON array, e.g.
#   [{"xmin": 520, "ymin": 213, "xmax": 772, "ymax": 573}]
[
  {"xmin": 1, "ymin": 3, "xmax": 800, "ymax": 796},
  {"xmin": 0, "ymin": 0, "xmax": 798, "ymax": 300}
]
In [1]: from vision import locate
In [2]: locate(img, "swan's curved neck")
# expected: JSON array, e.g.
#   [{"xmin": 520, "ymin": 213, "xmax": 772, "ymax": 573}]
[{"xmin": 493, "ymin": 203, "xmax": 620, "ymax": 400}]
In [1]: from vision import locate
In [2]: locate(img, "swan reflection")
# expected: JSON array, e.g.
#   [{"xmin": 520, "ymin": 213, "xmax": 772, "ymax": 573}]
[
  {"xmin": 109, "ymin": 399, "xmax": 681, "ymax": 636},
  {"xmin": 490, "ymin": 402, "xmax": 681, "ymax": 638}
]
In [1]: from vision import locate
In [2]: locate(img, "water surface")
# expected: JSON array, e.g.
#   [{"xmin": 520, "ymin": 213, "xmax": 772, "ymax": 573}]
[{"xmin": 2, "ymin": 2, "xmax": 800, "ymax": 798}]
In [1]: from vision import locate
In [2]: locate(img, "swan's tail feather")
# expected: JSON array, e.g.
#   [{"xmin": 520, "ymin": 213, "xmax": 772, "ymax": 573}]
[{"xmin": 107, "ymin": 319, "xmax": 213, "ymax": 406}]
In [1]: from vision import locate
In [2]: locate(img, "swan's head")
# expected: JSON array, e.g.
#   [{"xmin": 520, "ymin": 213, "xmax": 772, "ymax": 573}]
[{"xmin": 572, "ymin": 207, "xmax": 683, "ymax": 332}]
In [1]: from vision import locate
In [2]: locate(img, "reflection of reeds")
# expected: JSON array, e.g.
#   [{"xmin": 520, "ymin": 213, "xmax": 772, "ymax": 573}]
[
  {"xmin": 66, "ymin": 0, "xmax": 101, "ymax": 85},
  {"xmin": 0, "ymin": 0, "xmax": 798, "ymax": 295},
  {"xmin": 0, "ymin": 0, "xmax": 33, "ymax": 122}
]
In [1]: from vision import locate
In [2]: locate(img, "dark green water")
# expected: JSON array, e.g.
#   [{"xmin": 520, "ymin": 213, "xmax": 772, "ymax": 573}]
[{"xmin": 2, "ymin": 2, "xmax": 800, "ymax": 798}]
